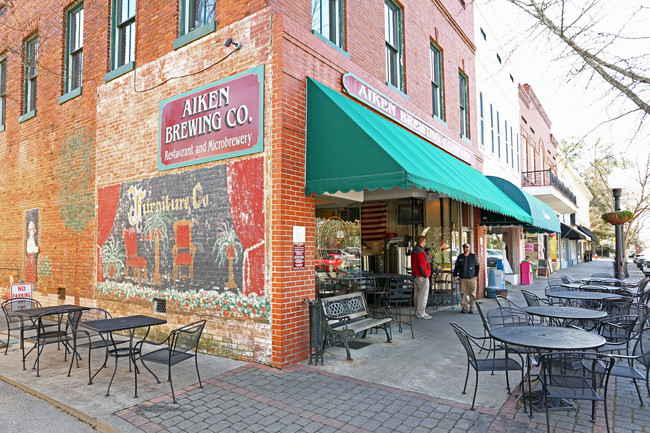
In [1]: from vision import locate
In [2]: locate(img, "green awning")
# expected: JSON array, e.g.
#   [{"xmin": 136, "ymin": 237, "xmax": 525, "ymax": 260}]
[
  {"xmin": 485, "ymin": 176, "xmax": 561, "ymax": 233},
  {"xmin": 305, "ymin": 78, "xmax": 534, "ymax": 223}
]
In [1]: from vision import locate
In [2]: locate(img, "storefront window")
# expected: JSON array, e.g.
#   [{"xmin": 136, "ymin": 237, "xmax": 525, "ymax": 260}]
[{"xmin": 315, "ymin": 204, "xmax": 361, "ymax": 296}]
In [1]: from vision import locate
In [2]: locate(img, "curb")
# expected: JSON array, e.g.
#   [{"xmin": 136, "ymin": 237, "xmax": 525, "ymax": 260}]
[{"xmin": 0, "ymin": 373, "xmax": 121, "ymax": 433}]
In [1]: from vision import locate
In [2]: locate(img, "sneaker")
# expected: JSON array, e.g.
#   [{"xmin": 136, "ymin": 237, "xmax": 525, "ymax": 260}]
[
  {"xmin": 416, "ymin": 313, "xmax": 432, "ymax": 320},
  {"xmin": 468, "ymin": 310, "xmax": 475, "ymax": 314},
  {"xmin": 460, "ymin": 309, "xmax": 467, "ymax": 314}
]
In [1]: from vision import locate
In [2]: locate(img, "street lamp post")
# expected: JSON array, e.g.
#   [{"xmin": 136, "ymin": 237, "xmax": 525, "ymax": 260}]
[{"xmin": 612, "ymin": 188, "xmax": 624, "ymax": 279}]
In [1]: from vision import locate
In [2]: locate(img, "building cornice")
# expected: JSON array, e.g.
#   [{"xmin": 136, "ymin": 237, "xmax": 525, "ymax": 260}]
[{"xmin": 433, "ymin": 0, "xmax": 476, "ymax": 54}]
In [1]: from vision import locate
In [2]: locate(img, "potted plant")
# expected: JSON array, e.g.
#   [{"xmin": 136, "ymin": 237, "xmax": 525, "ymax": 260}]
[
  {"xmin": 101, "ymin": 235, "xmax": 125, "ymax": 279},
  {"xmin": 213, "ymin": 221, "xmax": 243, "ymax": 289},
  {"xmin": 601, "ymin": 210, "xmax": 634, "ymax": 225}
]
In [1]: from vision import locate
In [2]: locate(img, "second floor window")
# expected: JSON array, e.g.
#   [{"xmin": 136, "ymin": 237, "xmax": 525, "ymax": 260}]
[
  {"xmin": 430, "ymin": 43, "xmax": 443, "ymax": 119},
  {"xmin": 384, "ymin": 0, "xmax": 402, "ymax": 91},
  {"xmin": 312, "ymin": 0, "xmax": 343, "ymax": 48},
  {"xmin": 459, "ymin": 72, "xmax": 469, "ymax": 139},
  {"xmin": 112, "ymin": 0, "xmax": 136, "ymax": 69},
  {"xmin": 0, "ymin": 57, "xmax": 6, "ymax": 129},
  {"xmin": 24, "ymin": 36, "xmax": 38, "ymax": 114},
  {"xmin": 181, "ymin": 0, "xmax": 216, "ymax": 36},
  {"xmin": 66, "ymin": 4, "xmax": 84, "ymax": 92}
]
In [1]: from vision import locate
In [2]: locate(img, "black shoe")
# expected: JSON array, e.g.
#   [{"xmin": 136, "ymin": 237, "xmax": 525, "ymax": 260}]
[
  {"xmin": 460, "ymin": 309, "xmax": 467, "ymax": 314},
  {"xmin": 468, "ymin": 310, "xmax": 475, "ymax": 314}
]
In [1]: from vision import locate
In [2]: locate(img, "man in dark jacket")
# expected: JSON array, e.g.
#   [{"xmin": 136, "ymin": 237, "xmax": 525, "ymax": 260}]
[
  {"xmin": 453, "ymin": 243, "xmax": 479, "ymax": 313},
  {"xmin": 411, "ymin": 235, "xmax": 432, "ymax": 319}
]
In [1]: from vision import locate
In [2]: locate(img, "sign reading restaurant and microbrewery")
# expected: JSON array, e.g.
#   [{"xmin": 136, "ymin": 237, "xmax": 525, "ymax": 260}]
[
  {"xmin": 342, "ymin": 73, "xmax": 475, "ymax": 165},
  {"xmin": 158, "ymin": 65, "xmax": 264, "ymax": 170}
]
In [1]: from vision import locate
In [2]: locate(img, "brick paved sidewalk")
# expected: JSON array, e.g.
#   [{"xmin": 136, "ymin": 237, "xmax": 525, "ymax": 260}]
[{"xmin": 116, "ymin": 362, "xmax": 648, "ymax": 433}]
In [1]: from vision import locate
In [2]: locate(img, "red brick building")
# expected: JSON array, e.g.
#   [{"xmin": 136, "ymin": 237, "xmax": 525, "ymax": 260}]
[{"xmin": 1, "ymin": 0, "xmax": 537, "ymax": 367}]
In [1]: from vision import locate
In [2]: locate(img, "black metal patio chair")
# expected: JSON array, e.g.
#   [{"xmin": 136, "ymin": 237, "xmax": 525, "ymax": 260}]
[
  {"xmin": 593, "ymin": 324, "xmax": 650, "ymax": 406},
  {"xmin": 596, "ymin": 315, "xmax": 639, "ymax": 355},
  {"xmin": 522, "ymin": 290, "xmax": 550, "ymax": 307},
  {"xmin": 135, "ymin": 320, "xmax": 206, "ymax": 403},
  {"xmin": 387, "ymin": 276, "xmax": 414, "ymax": 339},
  {"xmin": 2, "ymin": 298, "xmax": 43, "ymax": 355},
  {"xmin": 540, "ymin": 351, "xmax": 615, "ymax": 433},
  {"xmin": 450, "ymin": 322, "xmax": 524, "ymax": 411},
  {"xmin": 67, "ymin": 308, "xmax": 129, "ymax": 383}
]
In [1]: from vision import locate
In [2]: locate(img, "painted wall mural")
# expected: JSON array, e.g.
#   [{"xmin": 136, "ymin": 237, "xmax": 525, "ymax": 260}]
[
  {"xmin": 25, "ymin": 209, "xmax": 39, "ymax": 285},
  {"xmin": 96, "ymin": 157, "xmax": 267, "ymax": 320}
]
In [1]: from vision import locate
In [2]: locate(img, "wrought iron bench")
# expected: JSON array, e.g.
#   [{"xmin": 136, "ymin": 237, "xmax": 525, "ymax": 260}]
[{"xmin": 321, "ymin": 292, "xmax": 392, "ymax": 361}]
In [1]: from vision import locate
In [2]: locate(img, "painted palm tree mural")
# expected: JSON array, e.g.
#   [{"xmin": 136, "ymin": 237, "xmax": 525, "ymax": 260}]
[
  {"xmin": 144, "ymin": 211, "xmax": 172, "ymax": 285},
  {"xmin": 213, "ymin": 221, "xmax": 243, "ymax": 289}
]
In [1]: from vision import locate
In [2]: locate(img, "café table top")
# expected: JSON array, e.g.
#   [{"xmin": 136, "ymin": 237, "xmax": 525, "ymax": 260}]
[
  {"xmin": 522, "ymin": 306, "xmax": 607, "ymax": 321},
  {"xmin": 81, "ymin": 315, "xmax": 166, "ymax": 333},
  {"xmin": 560, "ymin": 283, "xmax": 584, "ymax": 290},
  {"xmin": 13, "ymin": 304, "xmax": 89, "ymax": 318},
  {"xmin": 546, "ymin": 291, "xmax": 623, "ymax": 301},
  {"xmin": 581, "ymin": 277, "xmax": 624, "ymax": 283},
  {"xmin": 490, "ymin": 325, "xmax": 606, "ymax": 351}
]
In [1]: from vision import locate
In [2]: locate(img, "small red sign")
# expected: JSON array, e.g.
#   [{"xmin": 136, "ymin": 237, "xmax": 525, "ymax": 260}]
[{"xmin": 293, "ymin": 243, "xmax": 306, "ymax": 270}]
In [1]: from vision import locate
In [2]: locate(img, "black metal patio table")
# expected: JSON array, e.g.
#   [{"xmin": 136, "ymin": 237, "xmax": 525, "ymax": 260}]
[
  {"xmin": 490, "ymin": 325, "xmax": 606, "ymax": 351},
  {"xmin": 15, "ymin": 304, "xmax": 89, "ymax": 375},
  {"xmin": 522, "ymin": 306, "xmax": 607, "ymax": 327},
  {"xmin": 546, "ymin": 290, "xmax": 623, "ymax": 307},
  {"xmin": 490, "ymin": 326, "xmax": 606, "ymax": 416},
  {"xmin": 80, "ymin": 315, "xmax": 166, "ymax": 398},
  {"xmin": 581, "ymin": 277, "xmax": 624, "ymax": 287}
]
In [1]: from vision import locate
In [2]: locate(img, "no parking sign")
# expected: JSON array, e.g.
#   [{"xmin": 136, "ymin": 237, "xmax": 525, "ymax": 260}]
[{"xmin": 10, "ymin": 283, "xmax": 33, "ymax": 311}]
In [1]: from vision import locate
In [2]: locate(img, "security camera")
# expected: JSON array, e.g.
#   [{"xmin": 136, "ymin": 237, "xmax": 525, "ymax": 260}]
[{"xmin": 224, "ymin": 38, "xmax": 241, "ymax": 49}]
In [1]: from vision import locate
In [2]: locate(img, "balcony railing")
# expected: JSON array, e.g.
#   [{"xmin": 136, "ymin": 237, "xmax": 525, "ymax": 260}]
[{"xmin": 521, "ymin": 169, "xmax": 577, "ymax": 205}]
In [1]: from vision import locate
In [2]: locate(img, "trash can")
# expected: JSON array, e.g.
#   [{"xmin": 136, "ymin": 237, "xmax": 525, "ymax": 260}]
[
  {"xmin": 486, "ymin": 268, "xmax": 505, "ymax": 298},
  {"xmin": 520, "ymin": 261, "xmax": 533, "ymax": 285},
  {"xmin": 303, "ymin": 298, "xmax": 324, "ymax": 365}
]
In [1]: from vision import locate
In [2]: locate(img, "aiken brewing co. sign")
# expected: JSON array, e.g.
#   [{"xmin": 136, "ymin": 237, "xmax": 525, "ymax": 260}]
[
  {"xmin": 342, "ymin": 73, "xmax": 475, "ymax": 165},
  {"xmin": 158, "ymin": 65, "xmax": 264, "ymax": 170}
]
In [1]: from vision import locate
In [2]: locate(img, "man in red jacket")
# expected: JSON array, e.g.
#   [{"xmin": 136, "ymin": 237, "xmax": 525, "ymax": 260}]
[{"xmin": 411, "ymin": 235, "xmax": 432, "ymax": 319}]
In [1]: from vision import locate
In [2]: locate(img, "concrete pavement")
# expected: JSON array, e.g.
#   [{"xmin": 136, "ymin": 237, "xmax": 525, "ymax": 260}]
[{"xmin": 1, "ymin": 258, "xmax": 648, "ymax": 432}]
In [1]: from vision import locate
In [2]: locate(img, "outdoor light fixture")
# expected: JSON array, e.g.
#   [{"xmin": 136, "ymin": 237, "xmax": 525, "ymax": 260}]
[{"xmin": 224, "ymin": 38, "xmax": 242, "ymax": 50}]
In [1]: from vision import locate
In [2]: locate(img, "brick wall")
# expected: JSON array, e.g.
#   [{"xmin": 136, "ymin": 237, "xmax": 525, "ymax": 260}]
[
  {"xmin": 1, "ymin": 0, "xmax": 481, "ymax": 367},
  {"xmin": 0, "ymin": 0, "xmax": 110, "ymax": 297}
]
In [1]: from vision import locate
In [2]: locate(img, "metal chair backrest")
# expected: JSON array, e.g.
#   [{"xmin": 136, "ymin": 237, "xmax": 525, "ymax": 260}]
[
  {"xmin": 475, "ymin": 302, "xmax": 491, "ymax": 333},
  {"xmin": 2, "ymin": 298, "xmax": 42, "ymax": 318},
  {"xmin": 633, "ymin": 324, "xmax": 650, "ymax": 368},
  {"xmin": 450, "ymin": 322, "xmax": 477, "ymax": 362},
  {"xmin": 598, "ymin": 315, "xmax": 638, "ymax": 344},
  {"xmin": 547, "ymin": 278, "xmax": 564, "ymax": 287},
  {"xmin": 608, "ymin": 298, "xmax": 634, "ymax": 316},
  {"xmin": 545, "ymin": 285, "xmax": 565, "ymax": 295},
  {"xmin": 169, "ymin": 320, "xmax": 206, "ymax": 355},
  {"xmin": 496, "ymin": 295, "xmax": 523, "ymax": 310},
  {"xmin": 67, "ymin": 308, "xmax": 112, "ymax": 333},
  {"xmin": 356, "ymin": 276, "xmax": 378, "ymax": 292},
  {"xmin": 388, "ymin": 278, "xmax": 413, "ymax": 304},
  {"xmin": 522, "ymin": 290, "xmax": 543, "ymax": 307},
  {"xmin": 486, "ymin": 306, "xmax": 531, "ymax": 328}
]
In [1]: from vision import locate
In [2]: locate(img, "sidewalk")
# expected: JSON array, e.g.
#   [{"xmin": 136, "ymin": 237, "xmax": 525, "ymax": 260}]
[{"xmin": 1, "ymin": 258, "xmax": 648, "ymax": 432}]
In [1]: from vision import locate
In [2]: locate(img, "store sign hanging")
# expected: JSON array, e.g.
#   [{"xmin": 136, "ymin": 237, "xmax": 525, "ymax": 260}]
[
  {"xmin": 158, "ymin": 65, "xmax": 264, "ymax": 170},
  {"xmin": 342, "ymin": 73, "xmax": 475, "ymax": 165}
]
